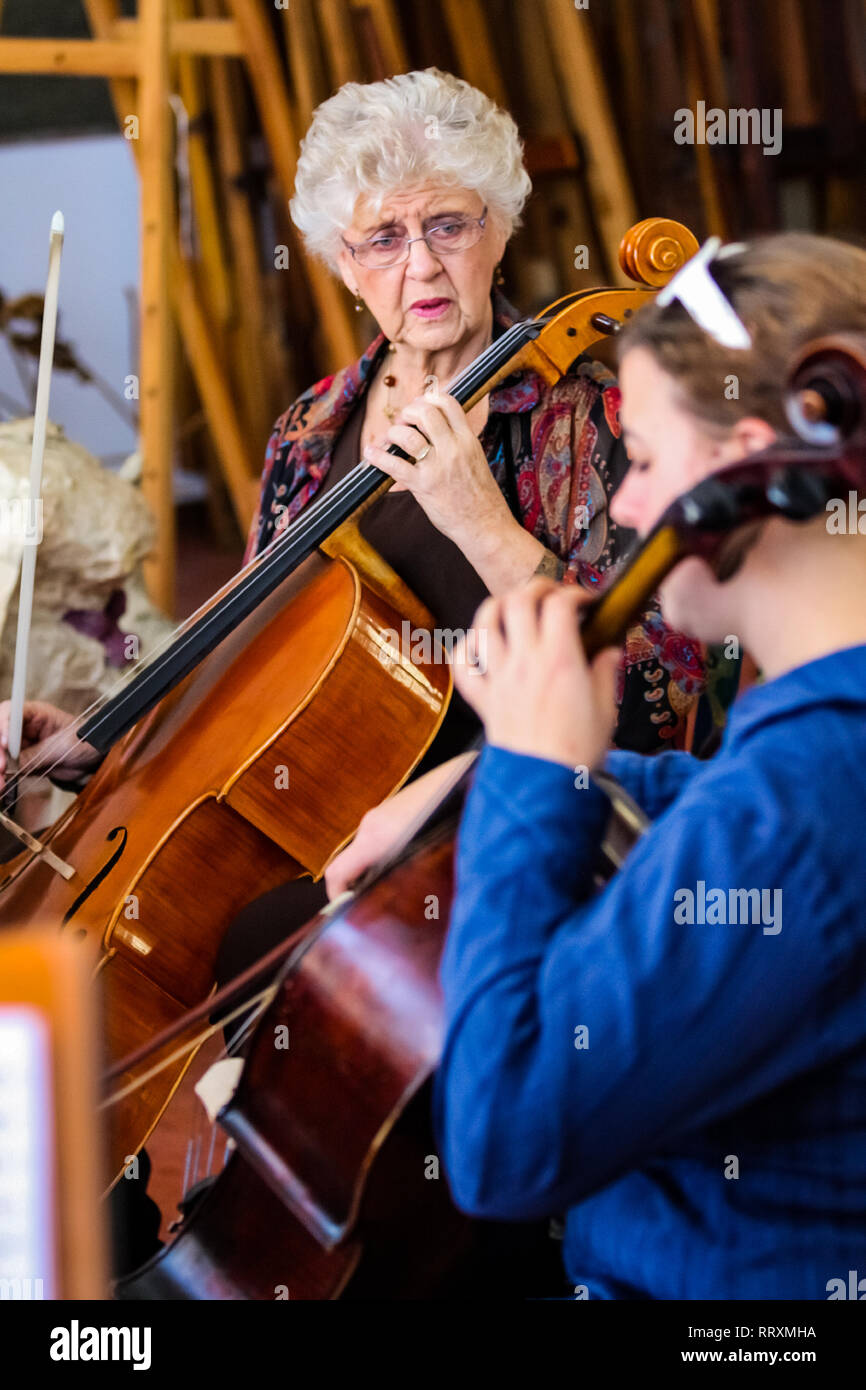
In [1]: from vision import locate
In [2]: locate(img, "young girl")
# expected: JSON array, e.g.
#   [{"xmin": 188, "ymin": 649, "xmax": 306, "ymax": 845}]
[{"xmin": 328, "ymin": 232, "xmax": 866, "ymax": 1300}]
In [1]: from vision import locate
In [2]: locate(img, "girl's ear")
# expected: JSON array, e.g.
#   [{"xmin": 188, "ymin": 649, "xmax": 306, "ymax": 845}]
[{"xmin": 726, "ymin": 416, "xmax": 778, "ymax": 462}]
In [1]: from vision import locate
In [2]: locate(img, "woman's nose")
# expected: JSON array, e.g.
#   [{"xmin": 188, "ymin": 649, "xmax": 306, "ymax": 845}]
[{"xmin": 405, "ymin": 236, "xmax": 444, "ymax": 278}]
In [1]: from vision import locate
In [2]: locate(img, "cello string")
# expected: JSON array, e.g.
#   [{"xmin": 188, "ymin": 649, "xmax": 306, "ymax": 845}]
[
  {"xmin": 0, "ymin": 321, "xmax": 534, "ymax": 803},
  {"xmin": 1, "ymin": 457, "xmax": 390, "ymax": 796},
  {"xmin": 205, "ymin": 1121, "xmax": 217, "ymax": 1177},
  {"xmin": 181, "ymin": 1141, "xmax": 193, "ymax": 1203}
]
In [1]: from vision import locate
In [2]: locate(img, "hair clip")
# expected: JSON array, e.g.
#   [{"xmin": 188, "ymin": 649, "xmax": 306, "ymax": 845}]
[{"xmin": 656, "ymin": 236, "xmax": 752, "ymax": 350}]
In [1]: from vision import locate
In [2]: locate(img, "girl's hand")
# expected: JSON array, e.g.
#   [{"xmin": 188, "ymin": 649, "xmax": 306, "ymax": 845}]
[{"xmin": 453, "ymin": 579, "xmax": 620, "ymax": 771}]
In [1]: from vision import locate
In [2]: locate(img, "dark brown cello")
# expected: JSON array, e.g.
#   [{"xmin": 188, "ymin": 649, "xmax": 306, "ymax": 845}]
[
  {"xmin": 0, "ymin": 219, "xmax": 699, "ymax": 1185},
  {"xmin": 113, "ymin": 335, "xmax": 866, "ymax": 1298}
]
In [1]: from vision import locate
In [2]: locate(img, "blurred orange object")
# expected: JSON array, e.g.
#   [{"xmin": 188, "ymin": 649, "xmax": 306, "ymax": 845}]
[{"xmin": 0, "ymin": 930, "xmax": 107, "ymax": 1299}]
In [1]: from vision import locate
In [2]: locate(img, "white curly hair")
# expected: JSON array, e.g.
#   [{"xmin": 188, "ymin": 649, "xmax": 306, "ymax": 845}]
[{"xmin": 290, "ymin": 68, "xmax": 532, "ymax": 272}]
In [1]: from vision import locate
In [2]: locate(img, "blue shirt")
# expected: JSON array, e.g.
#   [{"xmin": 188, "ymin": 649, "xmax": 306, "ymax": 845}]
[{"xmin": 435, "ymin": 644, "xmax": 866, "ymax": 1299}]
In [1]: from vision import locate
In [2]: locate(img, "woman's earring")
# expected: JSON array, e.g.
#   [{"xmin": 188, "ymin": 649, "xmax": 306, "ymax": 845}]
[
  {"xmin": 494, "ymin": 264, "xmax": 505, "ymax": 287},
  {"xmin": 354, "ymin": 290, "xmax": 365, "ymax": 313}
]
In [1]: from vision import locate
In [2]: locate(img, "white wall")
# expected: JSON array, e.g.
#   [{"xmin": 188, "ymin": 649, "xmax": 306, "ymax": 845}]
[{"xmin": 0, "ymin": 133, "xmax": 139, "ymax": 464}]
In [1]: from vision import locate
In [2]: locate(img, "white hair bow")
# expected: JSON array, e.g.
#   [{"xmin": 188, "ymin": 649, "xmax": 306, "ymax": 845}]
[{"xmin": 655, "ymin": 236, "xmax": 752, "ymax": 349}]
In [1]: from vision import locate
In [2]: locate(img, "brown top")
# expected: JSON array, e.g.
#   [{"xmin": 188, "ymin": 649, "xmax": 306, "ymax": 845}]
[
  {"xmin": 323, "ymin": 402, "xmax": 492, "ymax": 769},
  {"xmin": 325, "ymin": 403, "xmax": 492, "ymax": 628}
]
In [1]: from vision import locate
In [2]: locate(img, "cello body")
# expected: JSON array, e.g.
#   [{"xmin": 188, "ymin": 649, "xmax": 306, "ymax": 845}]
[{"xmin": 0, "ymin": 549, "xmax": 451, "ymax": 1179}]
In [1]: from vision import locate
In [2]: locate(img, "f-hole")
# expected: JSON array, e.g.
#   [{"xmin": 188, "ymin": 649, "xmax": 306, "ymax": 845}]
[{"xmin": 62, "ymin": 826, "xmax": 128, "ymax": 926}]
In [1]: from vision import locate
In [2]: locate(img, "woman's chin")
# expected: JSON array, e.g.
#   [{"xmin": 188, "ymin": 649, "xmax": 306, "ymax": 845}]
[{"xmin": 405, "ymin": 319, "xmax": 460, "ymax": 348}]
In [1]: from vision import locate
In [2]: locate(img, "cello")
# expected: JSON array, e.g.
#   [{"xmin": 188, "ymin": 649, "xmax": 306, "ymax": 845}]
[
  {"xmin": 112, "ymin": 334, "xmax": 866, "ymax": 1298},
  {"xmin": 0, "ymin": 219, "xmax": 698, "ymax": 1183}
]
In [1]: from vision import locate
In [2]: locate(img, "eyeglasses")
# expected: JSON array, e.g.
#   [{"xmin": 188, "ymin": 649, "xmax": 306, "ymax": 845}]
[{"xmin": 342, "ymin": 209, "xmax": 488, "ymax": 269}]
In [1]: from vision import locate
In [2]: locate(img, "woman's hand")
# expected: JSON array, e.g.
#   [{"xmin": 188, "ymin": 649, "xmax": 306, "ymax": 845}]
[
  {"xmin": 0, "ymin": 700, "xmax": 101, "ymax": 792},
  {"xmin": 363, "ymin": 386, "xmax": 546, "ymax": 593},
  {"xmin": 324, "ymin": 752, "xmax": 476, "ymax": 899},
  {"xmin": 453, "ymin": 579, "xmax": 621, "ymax": 771}
]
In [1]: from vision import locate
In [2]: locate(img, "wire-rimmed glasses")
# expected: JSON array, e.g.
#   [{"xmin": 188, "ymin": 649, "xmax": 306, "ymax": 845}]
[{"xmin": 342, "ymin": 209, "xmax": 488, "ymax": 269}]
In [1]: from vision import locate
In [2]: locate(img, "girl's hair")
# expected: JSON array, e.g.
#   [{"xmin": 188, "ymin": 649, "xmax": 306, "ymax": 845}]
[
  {"xmin": 617, "ymin": 232, "xmax": 866, "ymax": 432},
  {"xmin": 290, "ymin": 68, "xmax": 531, "ymax": 272}
]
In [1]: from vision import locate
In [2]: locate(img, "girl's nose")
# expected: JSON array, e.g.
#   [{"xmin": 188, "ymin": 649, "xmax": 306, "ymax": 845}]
[{"xmin": 609, "ymin": 472, "xmax": 642, "ymax": 531}]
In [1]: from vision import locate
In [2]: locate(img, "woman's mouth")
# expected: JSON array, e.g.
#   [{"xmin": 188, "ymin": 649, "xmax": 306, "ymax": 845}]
[{"xmin": 409, "ymin": 298, "xmax": 452, "ymax": 319}]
